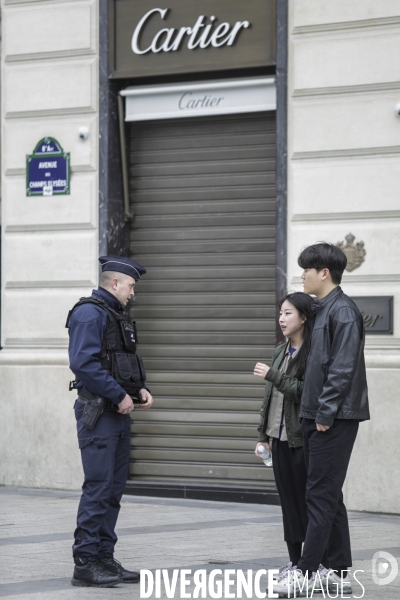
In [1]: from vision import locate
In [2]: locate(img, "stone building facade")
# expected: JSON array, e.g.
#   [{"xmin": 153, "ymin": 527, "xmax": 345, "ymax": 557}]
[{"xmin": 0, "ymin": 0, "xmax": 399, "ymax": 513}]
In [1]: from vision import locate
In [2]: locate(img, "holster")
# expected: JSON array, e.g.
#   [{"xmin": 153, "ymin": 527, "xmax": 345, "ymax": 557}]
[{"xmin": 81, "ymin": 396, "xmax": 106, "ymax": 429}]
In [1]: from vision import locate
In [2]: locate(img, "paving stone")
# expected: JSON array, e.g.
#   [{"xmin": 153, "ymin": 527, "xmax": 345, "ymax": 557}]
[{"xmin": 0, "ymin": 487, "xmax": 399, "ymax": 599}]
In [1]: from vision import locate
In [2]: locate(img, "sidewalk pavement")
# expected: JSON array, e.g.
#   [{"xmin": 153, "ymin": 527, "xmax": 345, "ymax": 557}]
[{"xmin": 0, "ymin": 486, "xmax": 399, "ymax": 599}]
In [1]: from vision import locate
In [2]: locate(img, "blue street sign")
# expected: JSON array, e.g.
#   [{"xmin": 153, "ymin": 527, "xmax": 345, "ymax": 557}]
[{"xmin": 26, "ymin": 137, "xmax": 70, "ymax": 196}]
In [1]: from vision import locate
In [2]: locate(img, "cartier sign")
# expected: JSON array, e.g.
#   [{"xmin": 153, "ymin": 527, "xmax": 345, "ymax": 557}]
[
  {"xmin": 110, "ymin": 0, "xmax": 275, "ymax": 78},
  {"xmin": 351, "ymin": 297, "xmax": 393, "ymax": 335},
  {"xmin": 132, "ymin": 8, "xmax": 251, "ymax": 54},
  {"xmin": 122, "ymin": 77, "xmax": 276, "ymax": 121}
]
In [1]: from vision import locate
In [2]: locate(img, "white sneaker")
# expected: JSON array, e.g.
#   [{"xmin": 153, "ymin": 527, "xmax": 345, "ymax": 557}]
[
  {"xmin": 318, "ymin": 564, "xmax": 330, "ymax": 578},
  {"xmin": 272, "ymin": 561, "xmax": 293, "ymax": 582},
  {"xmin": 273, "ymin": 567, "xmax": 316, "ymax": 598},
  {"xmin": 311, "ymin": 566, "xmax": 330, "ymax": 594},
  {"xmin": 326, "ymin": 571, "xmax": 352, "ymax": 595}
]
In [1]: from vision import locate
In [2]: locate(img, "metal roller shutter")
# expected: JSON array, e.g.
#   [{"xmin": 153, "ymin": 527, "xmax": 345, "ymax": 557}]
[{"xmin": 128, "ymin": 112, "xmax": 276, "ymax": 491}]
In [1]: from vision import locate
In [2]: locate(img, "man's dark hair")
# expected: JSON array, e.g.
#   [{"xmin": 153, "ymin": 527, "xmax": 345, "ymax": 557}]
[{"xmin": 298, "ymin": 242, "xmax": 347, "ymax": 284}]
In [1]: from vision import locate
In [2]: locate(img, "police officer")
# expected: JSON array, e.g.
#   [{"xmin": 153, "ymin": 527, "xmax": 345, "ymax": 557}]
[{"xmin": 67, "ymin": 256, "xmax": 153, "ymax": 588}]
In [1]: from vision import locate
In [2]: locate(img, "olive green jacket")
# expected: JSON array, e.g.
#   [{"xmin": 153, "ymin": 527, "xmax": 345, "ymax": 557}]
[{"xmin": 257, "ymin": 341, "xmax": 304, "ymax": 448}]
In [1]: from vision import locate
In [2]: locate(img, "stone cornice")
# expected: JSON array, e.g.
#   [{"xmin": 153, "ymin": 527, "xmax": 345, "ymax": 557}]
[
  {"xmin": 293, "ymin": 16, "xmax": 400, "ymax": 36},
  {"xmin": 291, "ymin": 211, "xmax": 400, "ymax": 222},
  {"xmin": 5, "ymin": 49, "xmax": 96, "ymax": 63},
  {"xmin": 5, "ymin": 281, "xmax": 95, "ymax": 289},
  {"xmin": 3, "ymin": 340, "xmax": 69, "ymax": 350},
  {"xmin": 5, "ymin": 223, "xmax": 96, "ymax": 233},
  {"xmin": 293, "ymin": 81, "xmax": 400, "ymax": 98},
  {"xmin": 292, "ymin": 146, "xmax": 400, "ymax": 161}
]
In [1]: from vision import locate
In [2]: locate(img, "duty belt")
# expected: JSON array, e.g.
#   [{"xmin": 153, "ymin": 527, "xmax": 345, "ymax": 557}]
[
  {"xmin": 76, "ymin": 396, "xmax": 119, "ymax": 413},
  {"xmin": 77, "ymin": 387, "xmax": 119, "ymax": 413}
]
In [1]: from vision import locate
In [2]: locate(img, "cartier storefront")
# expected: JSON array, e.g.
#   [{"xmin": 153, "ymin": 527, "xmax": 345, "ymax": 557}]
[
  {"xmin": 99, "ymin": 0, "xmax": 286, "ymax": 501},
  {"xmin": 2, "ymin": 0, "xmax": 398, "ymax": 514}
]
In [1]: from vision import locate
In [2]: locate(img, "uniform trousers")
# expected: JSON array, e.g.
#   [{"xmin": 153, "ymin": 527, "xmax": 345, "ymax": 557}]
[
  {"xmin": 271, "ymin": 438, "xmax": 308, "ymax": 544},
  {"xmin": 73, "ymin": 401, "xmax": 131, "ymax": 560},
  {"xmin": 297, "ymin": 418, "xmax": 359, "ymax": 574}
]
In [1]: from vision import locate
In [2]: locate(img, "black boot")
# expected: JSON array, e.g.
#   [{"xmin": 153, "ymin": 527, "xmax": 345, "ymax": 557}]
[
  {"xmin": 98, "ymin": 556, "xmax": 140, "ymax": 583},
  {"xmin": 71, "ymin": 560, "xmax": 122, "ymax": 587}
]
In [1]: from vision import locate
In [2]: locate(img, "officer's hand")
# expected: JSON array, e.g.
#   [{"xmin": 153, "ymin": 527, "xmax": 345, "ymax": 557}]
[
  {"xmin": 139, "ymin": 388, "xmax": 153, "ymax": 410},
  {"xmin": 118, "ymin": 394, "xmax": 134, "ymax": 414}
]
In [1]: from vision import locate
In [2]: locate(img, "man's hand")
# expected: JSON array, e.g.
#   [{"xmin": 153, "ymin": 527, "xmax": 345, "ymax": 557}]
[
  {"xmin": 316, "ymin": 423, "xmax": 330, "ymax": 432},
  {"xmin": 118, "ymin": 394, "xmax": 134, "ymax": 414},
  {"xmin": 139, "ymin": 388, "xmax": 153, "ymax": 410},
  {"xmin": 254, "ymin": 362, "xmax": 270, "ymax": 378}
]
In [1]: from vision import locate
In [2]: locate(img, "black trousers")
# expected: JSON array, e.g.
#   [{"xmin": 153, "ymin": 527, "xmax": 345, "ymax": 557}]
[
  {"xmin": 73, "ymin": 401, "xmax": 131, "ymax": 560},
  {"xmin": 272, "ymin": 438, "xmax": 308, "ymax": 543},
  {"xmin": 297, "ymin": 418, "xmax": 359, "ymax": 574}
]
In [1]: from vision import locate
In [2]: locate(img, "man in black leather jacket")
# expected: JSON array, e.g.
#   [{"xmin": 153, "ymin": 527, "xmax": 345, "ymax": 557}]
[{"xmin": 273, "ymin": 243, "xmax": 370, "ymax": 597}]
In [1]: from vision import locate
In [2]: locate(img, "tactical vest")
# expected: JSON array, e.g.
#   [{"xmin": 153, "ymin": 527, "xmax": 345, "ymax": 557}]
[{"xmin": 66, "ymin": 296, "xmax": 146, "ymax": 396}]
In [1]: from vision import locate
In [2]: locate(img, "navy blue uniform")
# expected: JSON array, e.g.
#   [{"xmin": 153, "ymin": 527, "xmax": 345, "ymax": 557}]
[
  {"xmin": 68, "ymin": 288, "xmax": 127, "ymax": 403},
  {"xmin": 68, "ymin": 287, "xmax": 142, "ymax": 560}
]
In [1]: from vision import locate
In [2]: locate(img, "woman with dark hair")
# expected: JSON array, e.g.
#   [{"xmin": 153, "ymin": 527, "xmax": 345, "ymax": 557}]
[{"xmin": 253, "ymin": 292, "xmax": 314, "ymax": 579}]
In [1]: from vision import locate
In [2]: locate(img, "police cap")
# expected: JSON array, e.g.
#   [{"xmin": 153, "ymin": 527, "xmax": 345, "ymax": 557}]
[{"xmin": 99, "ymin": 256, "xmax": 146, "ymax": 281}]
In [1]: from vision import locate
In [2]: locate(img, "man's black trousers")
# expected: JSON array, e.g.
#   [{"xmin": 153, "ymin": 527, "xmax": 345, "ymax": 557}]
[{"xmin": 297, "ymin": 418, "xmax": 359, "ymax": 574}]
